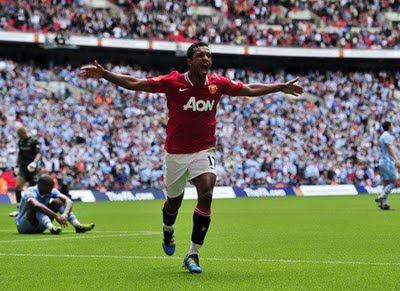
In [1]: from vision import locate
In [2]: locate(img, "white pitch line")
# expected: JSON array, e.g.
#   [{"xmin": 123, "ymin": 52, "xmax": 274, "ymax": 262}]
[
  {"xmin": 0, "ymin": 229, "xmax": 162, "ymax": 234},
  {"xmin": 0, "ymin": 230, "xmax": 158, "ymax": 234},
  {"xmin": 0, "ymin": 232, "xmax": 160, "ymax": 243},
  {"xmin": 0, "ymin": 253, "xmax": 399, "ymax": 267}
]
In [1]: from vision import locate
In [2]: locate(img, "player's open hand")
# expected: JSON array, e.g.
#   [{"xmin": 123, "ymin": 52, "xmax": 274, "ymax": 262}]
[
  {"xmin": 79, "ymin": 60, "xmax": 105, "ymax": 79},
  {"xmin": 282, "ymin": 77, "xmax": 304, "ymax": 97},
  {"xmin": 56, "ymin": 214, "xmax": 68, "ymax": 227}
]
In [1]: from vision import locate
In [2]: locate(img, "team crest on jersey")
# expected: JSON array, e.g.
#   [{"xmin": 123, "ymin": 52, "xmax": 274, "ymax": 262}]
[{"xmin": 208, "ymin": 84, "xmax": 218, "ymax": 94}]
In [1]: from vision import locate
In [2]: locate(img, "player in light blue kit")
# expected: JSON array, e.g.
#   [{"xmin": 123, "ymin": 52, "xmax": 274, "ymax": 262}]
[
  {"xmin": 15, "ymin": 175, "xmax": 95, "ymax": 234},
  {"xmin": 375, "ymin": 121, "xmax": 400, "ymax": 210}
]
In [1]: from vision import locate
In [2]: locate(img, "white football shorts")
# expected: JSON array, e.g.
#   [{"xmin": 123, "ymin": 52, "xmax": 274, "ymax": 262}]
[{"xmin": 163, "ymin": 148, "xmax": 216, "ymax": 198}]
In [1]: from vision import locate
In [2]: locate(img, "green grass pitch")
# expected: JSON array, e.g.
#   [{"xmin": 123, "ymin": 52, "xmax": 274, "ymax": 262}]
[{"xmin": 0, "ymin": 195, "xmax": 399, "ymax": 290}]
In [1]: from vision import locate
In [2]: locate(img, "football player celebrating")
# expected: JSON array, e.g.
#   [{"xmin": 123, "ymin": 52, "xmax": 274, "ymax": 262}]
[{"xmin": 79, "ymin": 42, "xmax": 303, "ymax": 273}]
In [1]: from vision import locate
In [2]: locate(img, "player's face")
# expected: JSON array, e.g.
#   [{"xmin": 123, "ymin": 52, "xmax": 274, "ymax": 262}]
[{"xmin": 188, "ymin": 47, "xmax": 212, "ymax": 77}]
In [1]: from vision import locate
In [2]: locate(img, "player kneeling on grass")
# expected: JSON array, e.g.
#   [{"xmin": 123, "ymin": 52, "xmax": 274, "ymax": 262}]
[{"xmin": 15, "ymin": 174, "xmax": 95, "ymax": 234}]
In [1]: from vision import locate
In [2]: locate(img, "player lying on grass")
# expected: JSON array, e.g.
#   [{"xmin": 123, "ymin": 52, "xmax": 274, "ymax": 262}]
[
  {"xmin": 79, "ymin": 41, "xmax": 303, "ymax": 273},
  {"xmin": 375, "ymin": 121, "xmax": 400, "ymax": 210},
  {"xmin": 15, "ymin": 174, "xmax": 95, "ymax": 234}
]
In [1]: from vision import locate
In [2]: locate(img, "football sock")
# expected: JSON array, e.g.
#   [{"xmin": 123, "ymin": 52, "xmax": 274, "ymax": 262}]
[
  {"xmin": 163, "ymin": 201, "xmax": 178, "ymax": 232},
  {"xmin": 59, "ymin": 206, "xmax": 80, "ymax": 227},
  {"xmin": 189, "ymin": 205, "xmax": 211, "ymax": 255},
  {"xmin": 378, "ymin": 183, "xmax": 395, "ymax": 202},
  {"xmin": 163, "ymin": 224, "xmax": 174, "ymax": 232},
  {"xmin": 188, "ymin": 242, "xmax": 202, "ymax": 256},
  {"xmin": 384, "ymin": 183, "xmax": 395, "ymax": 203},
  {"xmin": 68, "ymin": 213, "xmax": 80, "ymax": 227},
  {"xmin": 15, "ymin": 189, "xmax": 22, "ymax": 204}
]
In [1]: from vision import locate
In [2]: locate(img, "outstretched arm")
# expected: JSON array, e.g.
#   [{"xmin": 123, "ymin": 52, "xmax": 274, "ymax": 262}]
[
  {"xmin": 79, "ymin": 61, "xmax": 152, "ymax": 92},
  {"xmin": 237, "ymin": 77, "xmax": 304, "ymax": 97}
]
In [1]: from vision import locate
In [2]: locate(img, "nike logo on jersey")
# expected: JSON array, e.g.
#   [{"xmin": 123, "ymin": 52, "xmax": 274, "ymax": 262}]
[
  {"xmin": 179, "ymin": 88, "xmax": 189, "ymax": 92},
  {"xmin": 183, "ymin": 96, "xmax": 215, "ymax": 112}
]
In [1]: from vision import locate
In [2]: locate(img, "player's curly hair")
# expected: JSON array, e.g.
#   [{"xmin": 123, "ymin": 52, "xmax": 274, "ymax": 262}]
[{"xmin": 186, "ymin": 42, "xmax": 209, "ymax": 59}]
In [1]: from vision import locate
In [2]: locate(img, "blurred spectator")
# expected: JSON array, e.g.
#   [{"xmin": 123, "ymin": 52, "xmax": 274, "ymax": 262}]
[
  {"xmin": 0, "ymin": 169, "xmax": 15, "ymax": 193},
  {"xmin": 0, "ymin": 0, "xmax": 398, "ymax": 49}
]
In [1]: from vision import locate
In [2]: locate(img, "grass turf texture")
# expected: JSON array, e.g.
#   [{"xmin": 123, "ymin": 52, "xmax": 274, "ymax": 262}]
[{"xmin": 0, "ymin": 195, "xmax": 399, "ymax": 290}]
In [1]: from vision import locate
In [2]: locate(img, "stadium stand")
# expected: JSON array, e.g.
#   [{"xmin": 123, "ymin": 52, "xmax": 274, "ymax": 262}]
[
  {"xmin": 0, "ymin": 58, "xmax": 399, "ymax": 189},
  {"xmin": 0, "ymin": 0, "xmax": 399, "ymax": 48}
]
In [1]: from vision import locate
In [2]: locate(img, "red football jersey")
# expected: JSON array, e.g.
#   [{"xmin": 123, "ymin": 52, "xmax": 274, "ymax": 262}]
[{"xmin": 147, "ymin": 71, "xmax": 243, "ymax": 154}]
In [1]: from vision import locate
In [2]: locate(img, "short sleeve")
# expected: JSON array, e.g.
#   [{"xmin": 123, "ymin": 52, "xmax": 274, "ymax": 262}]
[
  {"xmin": 51, "ymin": 189, "xmax": 62, "ymax": 199},
  {"xmin": 220, "ymin": 75, "xmax": 243, "ymax": 96},
  {"xmin": 147, "ymin": 71, "xmax": 177, "ymax": 94}
]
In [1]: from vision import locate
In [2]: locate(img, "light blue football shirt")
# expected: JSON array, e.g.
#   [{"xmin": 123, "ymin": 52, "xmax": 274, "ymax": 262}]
[
  {"xmin": 379, "ymin": 131, "xmax": 395, "ymax": 164},
  {"xmin": 16, "ymin": 186, "xmax": 61, "ymax": 222}
]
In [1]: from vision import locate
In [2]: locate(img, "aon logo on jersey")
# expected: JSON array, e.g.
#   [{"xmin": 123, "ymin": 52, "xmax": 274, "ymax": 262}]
[{"xmin": 183, "ymin": 97, "xmax": 215, "ymax": 112}]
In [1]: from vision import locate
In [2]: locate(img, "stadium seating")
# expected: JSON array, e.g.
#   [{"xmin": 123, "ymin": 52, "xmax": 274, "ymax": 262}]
[
  {"xmin": 0, "ymin": 0, "xmax": 399, "ymax": 49},
  {"xmin": 0, "ymin": 59, "xmax": 398, "ymax": 189}
]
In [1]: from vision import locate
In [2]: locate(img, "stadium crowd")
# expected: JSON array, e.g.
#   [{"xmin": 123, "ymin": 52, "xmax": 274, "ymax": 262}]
[
  {"xmin": 0, "ymin": 59, "xmax": 399, "ymax": 190},
  {"xmin": 0, "ymin": 0, "xmax": 399, "ymax": 49}
]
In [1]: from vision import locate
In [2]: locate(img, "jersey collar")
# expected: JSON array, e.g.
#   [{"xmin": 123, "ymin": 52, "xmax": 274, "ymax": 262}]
[{"xmin": 185, "ymin": 72, "xmax": 208, "ymax": 86}]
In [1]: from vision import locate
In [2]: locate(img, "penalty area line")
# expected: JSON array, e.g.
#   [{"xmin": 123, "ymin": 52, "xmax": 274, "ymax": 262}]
[{"xmin": 0, "ymin": 253, "xmax": 399, "ymax": 267}]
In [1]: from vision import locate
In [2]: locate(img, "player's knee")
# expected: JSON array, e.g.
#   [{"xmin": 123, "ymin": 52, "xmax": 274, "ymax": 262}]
[
  {"xmin": 26, "ymin": 208, "xmax": 38, "ymax": 224},
  {"xmin": 26, "ymin": 207, "xmax": 35, "ymax": 216}
]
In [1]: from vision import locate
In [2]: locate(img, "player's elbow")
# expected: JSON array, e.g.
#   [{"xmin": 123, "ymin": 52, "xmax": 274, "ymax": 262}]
[
  {"xmin": 237, "ymin": 87, "xmax": 253, "ymax": 97},
  {"xmin": 240, "ymin": 86, "xmax": 258, "ymax": 97},
  {"xmin": 242, "ymin": 89, "xmax": 258, "ymax": 97},
  {"xmin": 247, "ymin": 90, "xmax": 258, "ymax": 97}
]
